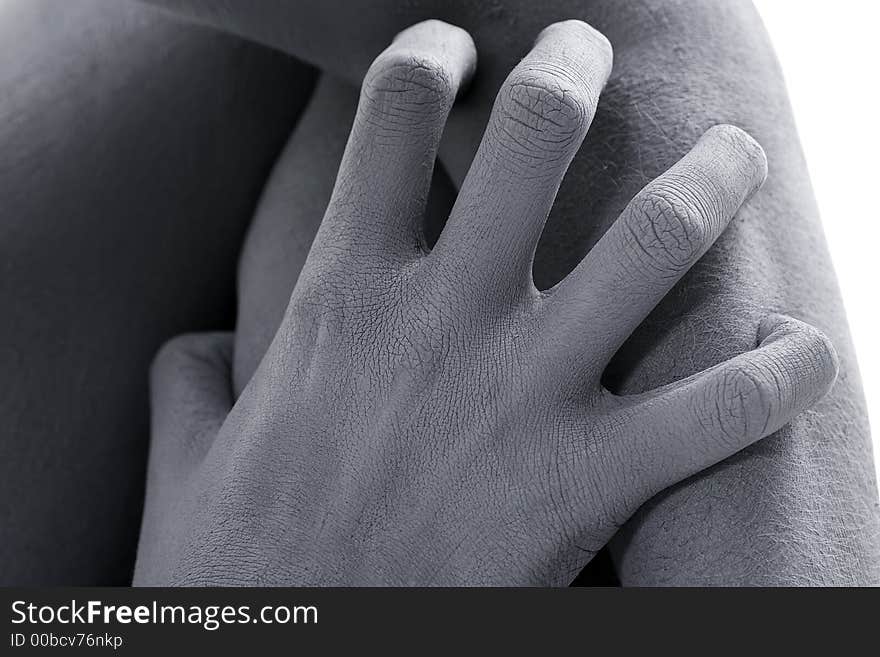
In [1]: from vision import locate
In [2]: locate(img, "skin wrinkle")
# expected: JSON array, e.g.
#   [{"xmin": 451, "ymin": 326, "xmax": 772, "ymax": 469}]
[
  {"xmin": 132, "ymin": 21, "xmax": 845, "ymax": 587},
  {"xmin": 1, "ymin": 0, "xmax": 873, "ymax": 585}
]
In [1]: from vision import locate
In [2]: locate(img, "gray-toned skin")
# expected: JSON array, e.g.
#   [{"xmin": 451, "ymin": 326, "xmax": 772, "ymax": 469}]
[
  {"xmin": 3, "ymin": 0, "xmax": 876, "ymax": 586},
  {"xmin": 0, "ymin": 0, "xmax": 314, "ymax": 584},
  {"xmin": 143, "ymin": 0, "xmax": 880, "ymax": 584},
  {"xmin": 134, "ymin": 21, "xmax": 838, "ymax": 586}
]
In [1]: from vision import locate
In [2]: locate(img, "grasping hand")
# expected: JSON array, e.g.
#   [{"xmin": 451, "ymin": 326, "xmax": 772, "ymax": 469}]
[{"xmin": 135, "ymin": 20, "xmax": 837, "ymax": 585}]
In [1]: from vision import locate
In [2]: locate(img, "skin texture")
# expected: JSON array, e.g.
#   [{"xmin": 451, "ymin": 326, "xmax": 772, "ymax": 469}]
[
  {"xmin": 134, "ymin": 21, "xmax": 838, "ymax": 586},
  {"xmin": 1, "ymin": 0, "xmax": 875, "ymax": 586},
  {"xmin": 140, "ymin": 0, "xmax": 880, "ymax": 584},
  {"xmin": 0, "ymin": 0, "xmax": 314, "ymax": 583}
]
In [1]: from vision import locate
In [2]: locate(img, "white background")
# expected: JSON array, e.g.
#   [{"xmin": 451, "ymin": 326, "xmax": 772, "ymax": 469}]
[{"xmin": 754, "ymin": 1, "xmax": 879, "ymax": 482}]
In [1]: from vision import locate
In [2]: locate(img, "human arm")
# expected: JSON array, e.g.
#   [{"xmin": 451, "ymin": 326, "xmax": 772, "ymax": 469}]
[
  {"xmin": 135, "ymin": 21, "xmax": 839, "ymax": 585},
  {"xmin": 140, "ymin": 0, "xmax": 880, "ymax": 584},
  {"xmin": 0, "ymin": 0, "xmax": 314, "ymax": 583}
]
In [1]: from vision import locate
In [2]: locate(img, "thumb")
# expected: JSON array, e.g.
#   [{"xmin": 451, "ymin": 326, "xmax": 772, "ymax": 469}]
[
  {"xmin": 149, "ymin": 332, "xmax": 234, "ymax": 476},
  {"xmin": 136, "ymin": 332, "xmax": 233, "ymax": 585}
]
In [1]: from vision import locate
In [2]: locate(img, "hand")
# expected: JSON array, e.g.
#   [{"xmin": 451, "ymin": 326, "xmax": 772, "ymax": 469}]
[{"xmin": 134, "ymin": 20, "xmax": 837, "ymax": 585}]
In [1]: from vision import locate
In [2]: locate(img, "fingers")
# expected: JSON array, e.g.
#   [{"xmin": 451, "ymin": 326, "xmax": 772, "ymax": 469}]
[
  {"xmin": 317, "ymin": 20, "xmax": 475, "ymax": 261},
  {"xmin": 432, "ymin": 20, "xmax": 613, "ymax": 297},
  {"xmin": 617, "ymin": 315, "xmax": 838, "ymax": 497},
  {"xmin": 548, "ymin": 125, "xmax": 768, "ymax": 370},
  {"xmin": 149, "ymin": 332, "xmax": 234, "ymax": 474}
]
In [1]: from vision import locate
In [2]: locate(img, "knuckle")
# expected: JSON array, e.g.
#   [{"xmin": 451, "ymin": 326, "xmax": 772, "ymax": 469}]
[
  {"xmin": 713, "ymin": 363, "xmax": 778, "ymax": 446},
  {"xmin": 363, "ymin": 50, "xmax": 454, "ymax": 120},
  {"xmin": 496, "ymin": 67, "xmax": 593, "ymax": 154},
  {"xmin": 626, "ymin": 183, "xmax": 711, "ymax": 270}
]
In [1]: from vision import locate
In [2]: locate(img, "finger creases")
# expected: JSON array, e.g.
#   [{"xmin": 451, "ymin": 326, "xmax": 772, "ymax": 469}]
[
  {"xmin": 319, "ymin": 20, "xmax": 476, "ymax": 259},
  {"xmin": 364, "ymin": 19, "xmax": 477, "ymax": 119},
  {"xmin": 488, "ymin": 20, "xmax": 613, "ymax": 174},
  {"xmin": 433, "ymin": 20, "xmax": 613, "ymax": 294},
  {"xmin": 622, "ymin": 314, "xmax": 838, "ymax": 495},
  {"xmin": 546, "ymin": 124, "xmax": 769, "ymax": 371}
]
